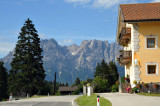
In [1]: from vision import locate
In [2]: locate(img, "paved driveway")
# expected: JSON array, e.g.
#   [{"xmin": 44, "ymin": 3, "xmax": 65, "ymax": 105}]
[
  {"xmin": 98, "ymin": 93, "xmax": 160, "ymax": 106},
  {"xmin": 0, "ymin": 95, "xmax": 80, "ymax": 106}
]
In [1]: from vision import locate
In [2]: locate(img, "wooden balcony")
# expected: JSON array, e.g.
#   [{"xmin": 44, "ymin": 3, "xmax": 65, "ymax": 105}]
[
  {"xmin": 119, "ymin": 27, "xmax": 131, "ymax": 46},
  {"xmin": 117, "ymin": 50, "xmax": 132, "ymax": 66}
]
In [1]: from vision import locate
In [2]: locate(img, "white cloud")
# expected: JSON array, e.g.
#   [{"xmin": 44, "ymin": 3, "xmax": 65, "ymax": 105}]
[
  {"xmin": 39, "ymin": 33, "xmax": 49, "ymax": 39},
  {"xmin": 0, "ymin": 42, "xmax": 15, "ymax": 58},
  {"xmin": 65, "ymin": 0, "xmax": 137, "ymax": 8},
  {"xmin": 58, "ymin": 39, "xmax": 74, "ymax": 45},
  {"xmin": 93, "ymin": 0, "xmax": 120, "ymax": 8},
  {"xmin": 151, "ymin": 0, "xmax": 160, "ymax": 2}
]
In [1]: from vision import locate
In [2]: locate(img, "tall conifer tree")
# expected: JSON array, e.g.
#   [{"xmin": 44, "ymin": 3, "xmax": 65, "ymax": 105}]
[
  {"xmin": 8, "ymin": 18, "xmax": 45, "ymax": 95},
  {"xmin": 109, "ymin": 61, "xmax": 119, "ymax": 85},
  {"xmin": 0, "ymin": 62, "xmax": 8, "ymax": 101},
  {"xmin": 94, "ymin": 63, "xmax": 101, "ymax": 77}
]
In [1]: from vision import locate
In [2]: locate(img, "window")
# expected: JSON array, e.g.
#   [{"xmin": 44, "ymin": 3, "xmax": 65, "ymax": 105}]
[
  {"xmin": 148, "ymin": 65, "xmax": 156, "ymax": 74},
  {"xmin": 146, "ymin": 63, "xmax": 159, "ymax": 76},
  {"xmin": 147, "ymin": 38, "xmax": 155, "ymax": 48},
  {"xmin": 145, "ymin": 35, "xmax": 158, "ymax": 49}
]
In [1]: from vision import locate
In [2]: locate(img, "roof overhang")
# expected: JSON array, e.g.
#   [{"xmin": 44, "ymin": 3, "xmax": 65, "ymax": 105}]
[{"xmin": 116, "ymin": 6, "xmax": 125, "ymax": 43}]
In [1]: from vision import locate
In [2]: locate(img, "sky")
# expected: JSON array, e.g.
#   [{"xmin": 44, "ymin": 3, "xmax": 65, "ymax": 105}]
[{"xmin": 0, "ymin": 0, "xmax": 159, "ymax": 58}]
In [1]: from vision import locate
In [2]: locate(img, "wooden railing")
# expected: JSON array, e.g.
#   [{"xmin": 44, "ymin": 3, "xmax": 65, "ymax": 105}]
[
  {"xmin": 117, "ymin": 50, "xmax": 132, "ymax": 66},
  {"xmin": 119, "ymin": 27, "xmax": 131, "ymax": 46}
]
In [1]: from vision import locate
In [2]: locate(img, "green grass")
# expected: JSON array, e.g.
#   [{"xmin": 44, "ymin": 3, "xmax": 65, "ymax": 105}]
[
  {"xmin": 137, "ymin": 93, "xmax": 160, "ymax": 96},
  {"xmin": 76, "ymin": 94, "xmax": 112, "ymax": 106}
]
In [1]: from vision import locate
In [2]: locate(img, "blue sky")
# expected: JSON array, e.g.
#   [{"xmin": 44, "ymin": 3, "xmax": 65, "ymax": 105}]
[{"xmin": 0, "ymin": 0, "xmax": 159, "ymax": 58}]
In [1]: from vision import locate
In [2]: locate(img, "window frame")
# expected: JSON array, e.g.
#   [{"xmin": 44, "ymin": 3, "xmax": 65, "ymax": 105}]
[
  {"xmin": 145, "ymin": 35, "xmax": 158, "ymax": 49},
  {"xmin": 147, "ymin": 65, "xmax": 156, "ymax": 74},
  {"xmin": 147, "ymin": 38, "xmax": 155, "ymax": 48},
  {"xmin": 146, "ymin": 63, "xmax": 159, "ymax": 76}
]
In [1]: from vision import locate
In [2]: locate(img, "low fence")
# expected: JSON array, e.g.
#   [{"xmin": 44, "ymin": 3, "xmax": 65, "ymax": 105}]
[
  {"xmin": 121, "ymin": 82, "xmax": 160, "ymax": 93},
  {"xmin": 121, "ymin": 83, "xmax": 131, "ymax": 93},
  {"xmin": 139, "ymin": 82, "xmax": 160, "ymax": 93}
]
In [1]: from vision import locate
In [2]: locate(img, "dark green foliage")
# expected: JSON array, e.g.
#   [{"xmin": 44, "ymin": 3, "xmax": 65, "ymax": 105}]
[
  {"xmin": 75, "ymin": 77, "xmax": 81, "ymax": 86},
  {"xmin": 86, "ymin": 78, "xmax": 93, "ymax": 83},
  {"xmin": 132, "ymin": 87, "xmax": 138, "ymax": 93},
  {"xmin": 111, "ymin": 84, "xmax": 118, "ymax": 92},
  {"xmin": 40, "ymin": 81, "xmax": 60, "ymax": 95},
  {"xmin": 40, "ymin": 81, "xmax": 52, "ymax": 95},
  {"xmin": 121, "ymin": 76, "xmax": 125, "ymax": 83},
  {"xmin": 92, "ymin": 76, "xmax": 109, "ymax": 93},
  {"xmin": 0, "ymin": 62, "xmax": 8, "ymax": 101},
  {"xmin": 66, "ymin": 82, "xmax": 69, "ymax": 86},
  {"xmin": 93, "ymin": 59, "xmax": 119, "ymax": 92},
  {"xmin": 73, "ymin": 85, "xmax": 83, "ymax": 95},
  {"xmin": 94, "ymin": 63, "xmax": 101, "ymax": 77},
  {"xmin": 60, "ymin": 83, "xmax": 65, "ymax": 86},
  {"xmin": 108, "ymin": 61, "xmax": 119, "ymax": 86},
  {"xmin": 53, "ymin": 72, "xmax": 56, "ymax": 95},
  {"xmin": 8, "ymin": 18, "xmax": 45, "ymax": 96}
]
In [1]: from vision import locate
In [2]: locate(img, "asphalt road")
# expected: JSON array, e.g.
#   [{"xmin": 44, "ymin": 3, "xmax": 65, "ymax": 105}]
[
  {"xmin": 0, "ymin": 95, "xmax": 80, "ymax": 106},
  {"xmin": 0, "ymin": 102, "xmax": 72, "ymax": 106},
  {"xmin": 98, "ymin": 93, "xmax": 160, "ymax": 106}
]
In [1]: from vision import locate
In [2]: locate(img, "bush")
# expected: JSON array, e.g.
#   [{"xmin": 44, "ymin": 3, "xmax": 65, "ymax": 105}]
[
  {"xmin": 111, "ymin": 84, "xmax": 118, "ymax": 92},
  {"xmin": 73, "ymin": 85, "xmax": 83, "ymax": 95},
  {"xmin": 132, "ymin": 87, "xmax": 138, "ymax": 93},
  {"xmin": 92, "ymin": 76, "xmax": 109, "ymax": 93},
  {"xmin": 55, "ymin": 91, "xmax": 61, "ymax": 96},
  {"xmin": 143, "ymin": 83, "xmax": 149, "ymax": 88},
  {"xmin": 121, "ymin": 76, "xmax": 125, "ymax": 83}
]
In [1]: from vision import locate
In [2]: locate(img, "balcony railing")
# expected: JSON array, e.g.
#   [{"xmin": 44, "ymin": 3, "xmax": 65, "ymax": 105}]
[
  {"xmin": 117, "ymin": 50, "xmax": 132, "ymax": 66},
  {"xmin": 119, "ymin": 27, "xmax": 131, "ymax": 46}
]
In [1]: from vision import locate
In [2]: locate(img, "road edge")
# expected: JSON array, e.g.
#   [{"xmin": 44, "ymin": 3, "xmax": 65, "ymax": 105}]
[{"xmin": 72, "ymin": 97, "xmax": 79, "ymax": 106}]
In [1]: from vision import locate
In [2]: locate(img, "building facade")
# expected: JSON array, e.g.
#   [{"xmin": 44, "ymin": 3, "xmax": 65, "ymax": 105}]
[{"xmin": 116, "ymin": 3, "xmax": 160, "ymax": 87}]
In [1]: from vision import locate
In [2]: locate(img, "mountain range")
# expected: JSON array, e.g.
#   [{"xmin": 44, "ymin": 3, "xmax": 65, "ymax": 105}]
[{"xmin": 0, "ymin": 39, "xmax": 124, "ymax": 85}]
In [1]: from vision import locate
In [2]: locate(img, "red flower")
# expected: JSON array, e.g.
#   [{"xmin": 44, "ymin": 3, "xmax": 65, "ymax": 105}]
[{"xmin": 153, "ymin": 83, "xmax": 159, "ymax": 89}]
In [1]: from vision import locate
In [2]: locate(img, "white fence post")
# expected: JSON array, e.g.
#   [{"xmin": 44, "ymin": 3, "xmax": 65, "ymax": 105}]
[{"xmin": 97, "ymin": 95, "xmax": 100, "ymax": 106}]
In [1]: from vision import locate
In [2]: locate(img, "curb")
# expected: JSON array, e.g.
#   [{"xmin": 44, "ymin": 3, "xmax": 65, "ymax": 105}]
[{"xmin": 72, "ymin": 99, "xmax": 79, "ymax": 106}]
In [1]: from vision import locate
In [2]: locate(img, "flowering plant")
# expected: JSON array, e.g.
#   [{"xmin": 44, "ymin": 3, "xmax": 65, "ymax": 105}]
[
  {"xmin": 153, "ymin": 83, "xmax": 159, "ymax": 89},
  {"xmin": 126, "ymin": 86, "xmax": 131, "ymax": 93},
  {"xmin": 136, "ymin": 83, "xmax": 141, "ymax": 88},
  {"xmin": 116, "ymin": 81, "xmax": 119, "ymax": 85},
  {"xmin": 124, "ymin": 77, "xmax": 130, "ymax": 83},
  {"xmin": 133, "ymin": 80, "xmax": 137, "ymax": 84},
  {"xmin": 143, "ymin": 83, "xmax": 149, "ymax": 88},
  {"xmin": 132, "ymin": 87, "xmax": 138, "ymax": 93}
]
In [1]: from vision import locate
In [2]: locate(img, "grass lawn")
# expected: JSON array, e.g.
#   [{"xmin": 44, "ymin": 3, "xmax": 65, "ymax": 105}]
[
  {"xmin": 137, "ymin": 93, "xmax": 160, "ymax": 97},
  {"xmin": 76, "ymin": 94, "xmax": 112, "ymax": 106}
]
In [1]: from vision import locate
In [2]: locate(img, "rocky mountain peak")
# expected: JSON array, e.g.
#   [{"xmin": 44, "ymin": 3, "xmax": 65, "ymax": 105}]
[{"xmin": 1, "ymin": 39, "xmax": 124, "ymax": 85}]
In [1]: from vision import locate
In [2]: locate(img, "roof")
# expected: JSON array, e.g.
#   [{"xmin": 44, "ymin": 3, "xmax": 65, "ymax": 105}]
[
  {"xmin": 120, "ymin": 3, "xmax": 160, "ymax": 22},
  {"xmin": 58, "ymin": 86, "xmax": 78, "ymax": 92}
]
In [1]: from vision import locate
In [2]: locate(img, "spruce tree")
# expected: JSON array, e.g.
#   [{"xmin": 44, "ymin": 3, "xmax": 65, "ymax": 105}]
[
  {"xmin": 66, "ymin": 82, "xmax": 69, "ymax": 86},
  {"xmin": 75, "ymin": 77, "xmax": 80, "ymax": 85},
  {"xmin": 53, "ymin": 72, "xmax": 56, "ymax": 95},
  {"xmin": 101, "ymin": 59, "xmax": 109, "ymax": 80},
  {"xmin": 94, "ymin": 63, "xmax": 101, "ymax": 77},
  {"xmin": 0, "ymin": 62, "xmax": 8, "ymax": 101},
  {"xmin": 109, "ymin": 61, "xmax": 119, "ymax": 85},
  {"xmin": 8, "ymin": 18, "xmax": 45, "ymax": 96}
]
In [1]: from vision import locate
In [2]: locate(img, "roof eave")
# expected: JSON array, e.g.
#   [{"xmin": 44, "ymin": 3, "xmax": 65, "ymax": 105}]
[
  {"xmin": 116, "ymin": 6, "xmax": 122, "ymax": 43},
  {"xmin": 124, "ymin": 19, "xmax": 160, "ymax": 22}
]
